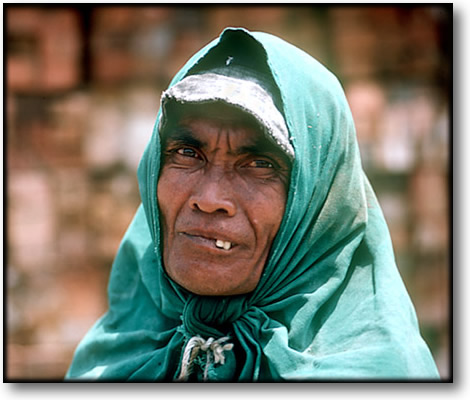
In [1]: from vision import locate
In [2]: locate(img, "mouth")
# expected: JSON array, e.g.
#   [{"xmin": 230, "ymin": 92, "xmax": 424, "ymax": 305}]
[
  {"xmin": 179, "ymin": 232, "xmax": 235, "ymax": 251},
  {"xmin": 215, "ymin": 239, "xmax": 232, "ymax": 250}
]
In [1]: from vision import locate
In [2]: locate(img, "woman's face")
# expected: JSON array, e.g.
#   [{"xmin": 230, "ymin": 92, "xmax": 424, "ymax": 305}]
[{"xmin": 157, "ymin": 110, "xmax": 290, "ymax": 296}]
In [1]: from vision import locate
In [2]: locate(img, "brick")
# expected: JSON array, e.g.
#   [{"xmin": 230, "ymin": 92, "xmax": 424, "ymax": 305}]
[
  {"xmin": 6, "ymin": 8, "xmax": 82, "ymax": 91},
  {"xmin": 40, "ymin": 10, "xmax": 82, "ymax": 90},
  {"xmin": 7, "ymin": 170, "xmax": 57, "ymax": 273}
]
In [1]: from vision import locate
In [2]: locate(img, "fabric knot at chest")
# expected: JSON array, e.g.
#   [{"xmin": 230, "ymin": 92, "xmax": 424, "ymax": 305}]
[
  {"xmin": 182, "ymin": 295, "xmax": 247, "ymax": 337},
  {"xmin": 177, "ymin": 335, "xmax": 234, "ymax": 381}
]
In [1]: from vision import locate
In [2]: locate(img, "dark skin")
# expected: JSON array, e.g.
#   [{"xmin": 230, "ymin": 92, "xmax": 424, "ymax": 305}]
[{"xmin": 157, "ymin": 104, "xmax": 291, "ymax": 296}]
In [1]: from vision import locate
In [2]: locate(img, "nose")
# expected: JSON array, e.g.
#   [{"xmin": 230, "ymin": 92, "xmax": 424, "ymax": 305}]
[{"xmin": 189, "ymin": 167, "xmax": 237, "ymax": 217}]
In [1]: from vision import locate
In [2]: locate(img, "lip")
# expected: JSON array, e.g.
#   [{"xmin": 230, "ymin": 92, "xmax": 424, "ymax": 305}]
[
  {"xmin": 178, "ymin": 228, "xmax": 240, "ymax": 252},
  {"xmin": 180, "ymin": 228, "xmax": 238, "ymax": 245}
]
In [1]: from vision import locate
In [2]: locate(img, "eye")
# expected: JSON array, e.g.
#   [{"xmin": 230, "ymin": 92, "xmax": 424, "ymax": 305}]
[
  {"xmin": 176, "ymin": 147, "xmax": 200, "ymax": 159},
  {"xmin": 239, "ymin": 155, "xmax": 290, "ymax": 185},
  {"xmin": 162, "ymin": 144, "xmax": 204, "ymax": 168},
  {"xmin": 246, "ymin": 159, "xmax": 275, "ymax": 169}
]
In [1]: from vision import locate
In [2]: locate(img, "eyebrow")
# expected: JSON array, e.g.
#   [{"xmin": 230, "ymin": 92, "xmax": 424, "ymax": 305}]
[
  {"xmin": 161, "ymin": 126, "xmax": 203, "ymax": 149},
  {"xmin": 236, "ymin": 139, "xmax": 279, "ymax": 157}
]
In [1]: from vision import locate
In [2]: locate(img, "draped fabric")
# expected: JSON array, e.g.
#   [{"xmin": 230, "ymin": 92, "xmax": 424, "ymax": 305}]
[{"xmin": 66, "ymin": 28, "xmax": 439, "ymax": 381}]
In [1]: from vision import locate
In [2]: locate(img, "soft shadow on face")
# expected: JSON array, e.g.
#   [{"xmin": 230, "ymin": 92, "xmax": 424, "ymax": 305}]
[{"xmin": 157, "ymin": 104, "xmax": 291, "ymax": 296}]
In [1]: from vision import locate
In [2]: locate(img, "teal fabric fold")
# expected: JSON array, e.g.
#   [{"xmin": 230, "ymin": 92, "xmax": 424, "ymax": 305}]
[{"xmin": 66, "ymin": 28, "xmax": 439, "ymax": 381}]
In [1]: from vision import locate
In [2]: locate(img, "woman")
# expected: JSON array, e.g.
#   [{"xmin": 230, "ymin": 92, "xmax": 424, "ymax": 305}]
[{"xmin": 66, "ymin": 28, "xmax": 439, "ymax": 381}]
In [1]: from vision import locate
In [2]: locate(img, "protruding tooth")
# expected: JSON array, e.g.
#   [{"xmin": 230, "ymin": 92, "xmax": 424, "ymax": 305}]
[{"xmin": 215, "ymin": 239, "xmax": 232, "ymax": 250}]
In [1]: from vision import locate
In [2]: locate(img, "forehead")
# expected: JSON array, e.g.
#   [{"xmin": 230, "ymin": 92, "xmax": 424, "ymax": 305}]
[
  {"xmin": 161, "ymin": 102, "xmax": 267, "ymax": 144},
  {"xmin": 179, "ymin": 117, "xmax": 266, "ymax": 153},
  {"xmin": 165, "ymin": 102, "xmax": 261, "ymax": 128}
]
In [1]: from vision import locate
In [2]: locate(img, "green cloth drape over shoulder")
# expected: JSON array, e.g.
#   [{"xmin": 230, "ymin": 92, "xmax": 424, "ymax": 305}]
[{"xmin": 66, "ymin": 28, "xmax": 439, "ymax": 381}]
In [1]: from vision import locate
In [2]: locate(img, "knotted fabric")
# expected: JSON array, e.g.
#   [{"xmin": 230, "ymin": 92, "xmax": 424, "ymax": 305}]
[{"xmin": 177, "ymin": 336, "xmax": 234, "ymax": 381}]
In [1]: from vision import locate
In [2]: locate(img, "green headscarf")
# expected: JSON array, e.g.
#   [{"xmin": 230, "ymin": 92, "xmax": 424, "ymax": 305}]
[{"xmin": 66, "ymin": 28, "xmax": 439, "ymax": 381}]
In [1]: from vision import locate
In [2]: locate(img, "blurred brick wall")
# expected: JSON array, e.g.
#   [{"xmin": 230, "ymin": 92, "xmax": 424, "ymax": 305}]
[{"xmin": 5, "ymin": 5, "xmax": 451, "ymax": 380}]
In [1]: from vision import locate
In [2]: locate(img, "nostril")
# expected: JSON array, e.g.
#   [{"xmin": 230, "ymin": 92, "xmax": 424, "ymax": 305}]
[
  {"xmin": 189, "ymin": 195, "xmax": 236, "ymax": 216},
  {"xmin": 191, "ymin": 201, "xmax": 230, "ymax": 215}
]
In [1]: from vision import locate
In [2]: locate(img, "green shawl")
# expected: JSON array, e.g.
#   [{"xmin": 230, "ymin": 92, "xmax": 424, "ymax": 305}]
[{"xmin": 66, "ymin": 28, "xmax": 439, "ymax": 381}]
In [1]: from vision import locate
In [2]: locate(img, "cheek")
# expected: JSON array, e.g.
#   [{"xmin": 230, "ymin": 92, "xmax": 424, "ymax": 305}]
[
  {"xmin": 156, "ymin": 168, "xmax": 190, "ymax": 231},
  {"xmin": 156, "ymin": 174, "xmax": 170, "ymax": 223},
  {"xmin": 244, "ymin": 183, "xmax": 287, "ymax": 240}
]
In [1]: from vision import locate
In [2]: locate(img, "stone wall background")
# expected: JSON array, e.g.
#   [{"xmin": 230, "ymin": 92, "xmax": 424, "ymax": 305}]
[{"xmin": 5, "ymin": 5, "xmax": 451, "ymax": 380}]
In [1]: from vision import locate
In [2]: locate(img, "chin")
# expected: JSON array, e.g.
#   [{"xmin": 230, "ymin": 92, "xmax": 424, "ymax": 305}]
[{"xmin": 168, "ymin": 268, "xmax": 258, "ymax": 297}]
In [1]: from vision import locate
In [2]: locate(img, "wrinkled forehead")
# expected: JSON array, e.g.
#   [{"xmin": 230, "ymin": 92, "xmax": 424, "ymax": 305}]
[{"xmin": 158, "ymin": 71, "xmax": 294, "ymax": 160}]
